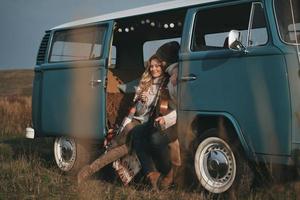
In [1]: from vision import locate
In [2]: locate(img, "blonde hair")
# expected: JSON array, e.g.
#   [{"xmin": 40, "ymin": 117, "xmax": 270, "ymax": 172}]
[{"xmin": 136, "ymin": 55, "xmax": 167, "ymax": 97}]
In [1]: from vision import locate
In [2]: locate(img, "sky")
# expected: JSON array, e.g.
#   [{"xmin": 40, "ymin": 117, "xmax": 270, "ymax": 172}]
[{"xmin": 0, "ymin": 0, "xmax": 169, "ymax": 69}]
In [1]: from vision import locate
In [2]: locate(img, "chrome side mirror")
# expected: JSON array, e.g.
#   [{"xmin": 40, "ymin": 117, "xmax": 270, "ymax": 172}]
[{"xmin": 228, "ymin": 30, "xmax": 247, "ymax": 53}]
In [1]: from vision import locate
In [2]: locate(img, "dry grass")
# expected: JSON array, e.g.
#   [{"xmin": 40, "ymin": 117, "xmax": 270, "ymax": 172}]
[
  {"xmin": 0, "ymin": 96, "xmax": 298, "ymax": 200},
  {"xmin": 0, "ymin": 69, "xmax": 33, "ymax": 136},
  {"xmin": 0, "ymin": 69, "xmax": 34, "ymax": 96},
  {"xmin": 0, "ymin": 96, "xmax": 32, "ymax": 137},
  {"xmin": 0, "ymin": 137, "xmax": 77, "ymax": 199}
]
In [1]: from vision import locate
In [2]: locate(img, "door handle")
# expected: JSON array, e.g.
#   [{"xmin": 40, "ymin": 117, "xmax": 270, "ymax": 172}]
[
  {"xmin": 180, "ymin": 75, "xmax": 197, "ymax": 81},
  {"xmin": 89, "ymin": 79, "xmax": 102, "ymax": 87}
]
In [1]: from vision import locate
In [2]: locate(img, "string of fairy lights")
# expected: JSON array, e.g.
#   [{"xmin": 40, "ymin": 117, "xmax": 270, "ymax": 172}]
[{"xmin": 116, "ymin": 19, "xmax": 183, "ymax": 33}]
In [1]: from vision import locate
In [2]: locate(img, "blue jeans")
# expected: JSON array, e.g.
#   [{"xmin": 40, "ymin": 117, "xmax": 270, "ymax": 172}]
[{"xmin": 132, "ymin": 122, "xmax": 173, "ymax": 175}]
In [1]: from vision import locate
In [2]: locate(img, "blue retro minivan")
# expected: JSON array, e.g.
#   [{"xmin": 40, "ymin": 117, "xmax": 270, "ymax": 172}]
[{"xmin": 27, "ymin": 0, "xmax": 300, "ymax": 194}]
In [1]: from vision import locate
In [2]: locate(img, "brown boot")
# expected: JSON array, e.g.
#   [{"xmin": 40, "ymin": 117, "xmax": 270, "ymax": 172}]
[
  {"xmin": 147, "ymin": 171, "xmax": 161, "ymax": 191},
  {"xmin": 160, "ymin": 168, "xmax": 173, "ymax": 190}
]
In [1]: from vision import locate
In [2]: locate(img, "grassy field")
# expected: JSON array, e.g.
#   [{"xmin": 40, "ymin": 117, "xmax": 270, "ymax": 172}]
[
  {"xmin": 0, "ymin": 69, "xmax": 34, "ymax": 96},
  {"xmin": 0, "ymin": 69, "xmax": 299, "ymax": 199}
]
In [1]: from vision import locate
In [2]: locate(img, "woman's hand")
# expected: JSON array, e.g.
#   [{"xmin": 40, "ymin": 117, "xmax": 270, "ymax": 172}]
[
  {"xmin": 140, "ymin": 92, "xmax": 148, "ymax": 102},
  {"xmin": 155, "ymin": 116, "xmax": 166, "ymax": 127}
]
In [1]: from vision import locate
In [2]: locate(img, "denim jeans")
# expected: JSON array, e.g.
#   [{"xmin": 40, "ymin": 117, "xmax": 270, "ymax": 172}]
[{"xmin": 132, "ymin": 122, "xmax": 175, "ymax": 175}]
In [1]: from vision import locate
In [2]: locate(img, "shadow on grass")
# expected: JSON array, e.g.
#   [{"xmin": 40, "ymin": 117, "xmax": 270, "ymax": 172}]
[{"xmin": 1, "ymin": 136, "xmax": 55, "ymax": 167}]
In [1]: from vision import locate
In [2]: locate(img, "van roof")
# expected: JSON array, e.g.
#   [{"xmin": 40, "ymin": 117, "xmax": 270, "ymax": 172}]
[{"xmin": 51, "ymin": 0, "xmax": 223, "ymax": 30}]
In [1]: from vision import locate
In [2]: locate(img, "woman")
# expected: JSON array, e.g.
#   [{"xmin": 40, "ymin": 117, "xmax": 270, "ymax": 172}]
[
  {"xmin": 132, "ymin": 41, "xmax": 180, "ymax": 190},
  {"xmin": 77, "ymin": 52, "xmax": 169, "ymax": 184},
  {"xmin": 110, "ymin": 53, "xmax": 169, "ymax": 147}
]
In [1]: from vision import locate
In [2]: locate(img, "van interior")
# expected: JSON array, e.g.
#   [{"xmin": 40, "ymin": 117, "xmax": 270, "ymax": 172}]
[{"xmin": 106, "ymin": 8, "xmax": 186, "ymax": 127}]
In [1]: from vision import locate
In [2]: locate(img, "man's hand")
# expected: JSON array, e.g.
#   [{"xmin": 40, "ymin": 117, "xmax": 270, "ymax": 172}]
[{"xmin": 170, "ymin": 67, "xmax": 178, "ymax": 86}]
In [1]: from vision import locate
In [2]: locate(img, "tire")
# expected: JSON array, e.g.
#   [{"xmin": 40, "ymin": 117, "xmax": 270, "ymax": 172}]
[
  {"xmin": 54, "ymin": 136, "xmax": 95, "ymax": 174},
  {"xmin": 194, "ymin": 128, "xmax": 253, "ymax": 195}
]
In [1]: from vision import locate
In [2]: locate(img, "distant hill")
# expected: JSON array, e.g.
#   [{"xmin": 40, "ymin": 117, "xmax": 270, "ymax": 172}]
[{"xmin": 0, "ymin": 69, "xmax": 34, "ymax": 96}]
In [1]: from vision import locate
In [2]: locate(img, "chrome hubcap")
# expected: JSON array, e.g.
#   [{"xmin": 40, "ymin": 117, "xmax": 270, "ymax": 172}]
[
  {"xmin": 61, "ymin": 140, "xmax": 74, "ymax": 162},
  {"xmin": 54, "ymin": 137, "xmax": 76, "ymax": 171},
  {"xmin": 205, "ymin": 145, "xmax": 232, "ymax": 183},
  {"xmin": 194, "ymin": 137, "xmax": 236, "ymax": 193}
]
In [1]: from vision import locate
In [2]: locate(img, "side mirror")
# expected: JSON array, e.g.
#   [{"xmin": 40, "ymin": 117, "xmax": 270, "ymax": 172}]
[{"xmin": 228, "ymin": 30, "xmax": 247, "ymax": 53}]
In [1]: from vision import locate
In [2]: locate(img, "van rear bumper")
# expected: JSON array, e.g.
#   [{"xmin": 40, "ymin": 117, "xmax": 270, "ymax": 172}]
[{"xmin": 25, "ymin": 127, "xmax": 35, "ymax": 139}]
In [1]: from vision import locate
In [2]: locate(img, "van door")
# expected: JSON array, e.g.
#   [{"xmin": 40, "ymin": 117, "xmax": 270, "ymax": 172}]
[
  {"xmin": 39, "ymin": 21, "xmax": 113, "ymax": 139},
  {"xmin": 179, "ymin": 2, "xmax": 291, "ymax": 155}
]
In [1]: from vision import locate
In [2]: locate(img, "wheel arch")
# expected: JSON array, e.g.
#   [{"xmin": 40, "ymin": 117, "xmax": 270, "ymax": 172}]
[{"xmin": 190, "ymin": 112, "xmax": 252, "ymax": 157}]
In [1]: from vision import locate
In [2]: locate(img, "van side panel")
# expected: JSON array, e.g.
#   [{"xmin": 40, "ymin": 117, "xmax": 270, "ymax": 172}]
[
  {"xmin": 178, "ymin": 5, "xmax": 291, "ymax": 156},
  {"xmin": 32, "ymin": 69, "xmax": 42, "ymax": 135},
  {"xmin": 283, "ymin": 50, "xmax": 300, "ymax": 147},
  {"xmin": 179, "ymin": 50, "xmax": 291, "ymax": 156},
  {"xmin": 265, "ymin": 0, "xmax": 300, "ymax": 152}
]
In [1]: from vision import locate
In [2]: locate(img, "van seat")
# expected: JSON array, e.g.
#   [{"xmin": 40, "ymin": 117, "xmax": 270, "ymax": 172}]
[
  {"xmin": 107, "ymin": 93, "xmax": 134, "ymax": 127},
  {"xmin": 106, "ymin": 67, "xmax": 143, "ymax": 127},
  {"xmin": 107, "ymin": 68, "xmax": 144, "ymax": 93}
]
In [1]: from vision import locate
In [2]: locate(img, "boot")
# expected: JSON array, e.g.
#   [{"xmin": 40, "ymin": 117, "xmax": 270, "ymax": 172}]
[
  {"xmin": 147, "ymin": 171, "xmax": 161, "ymax": 191},
  {"xmin": 160, "ymin": 168, "xmax": 173, "ymax": 190}
]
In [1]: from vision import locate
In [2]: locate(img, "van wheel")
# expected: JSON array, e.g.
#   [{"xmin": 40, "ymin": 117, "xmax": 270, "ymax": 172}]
[
  {"xmin": 194, "ymin": 129, "xmax": 253, "ymax": 195},
  {"xmin": 54, "ymin": 137, "xmax": 92, "ymax": 174}
]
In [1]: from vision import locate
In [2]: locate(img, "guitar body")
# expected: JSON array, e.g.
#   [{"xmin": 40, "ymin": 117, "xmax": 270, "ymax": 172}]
[{"xmin": 158, "ymin": 86, "xmax": 171, "ymax": 116}]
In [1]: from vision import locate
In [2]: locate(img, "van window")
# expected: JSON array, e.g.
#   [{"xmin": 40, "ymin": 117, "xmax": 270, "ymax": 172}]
[
  {"xmin": 49, "ymin": 25, "xmax": 106, "ymax": 62},
  {"xmin": 248, "ymin": 3, "xmax": 268, "ymax": 47},
  {"xmin": 274, "ymin": 0, "xmax": 300, "ymax": 44},
  {"xmin": 192, "ymin": 2, "xmax": 268, "ymax": 51},
  {"xmin": 143, "ymin": 38, "xmax": 181, "ymax": 62},
  {"xmin": 108, "ymin": 45, "xmax": 117, "ymax": 68}
]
